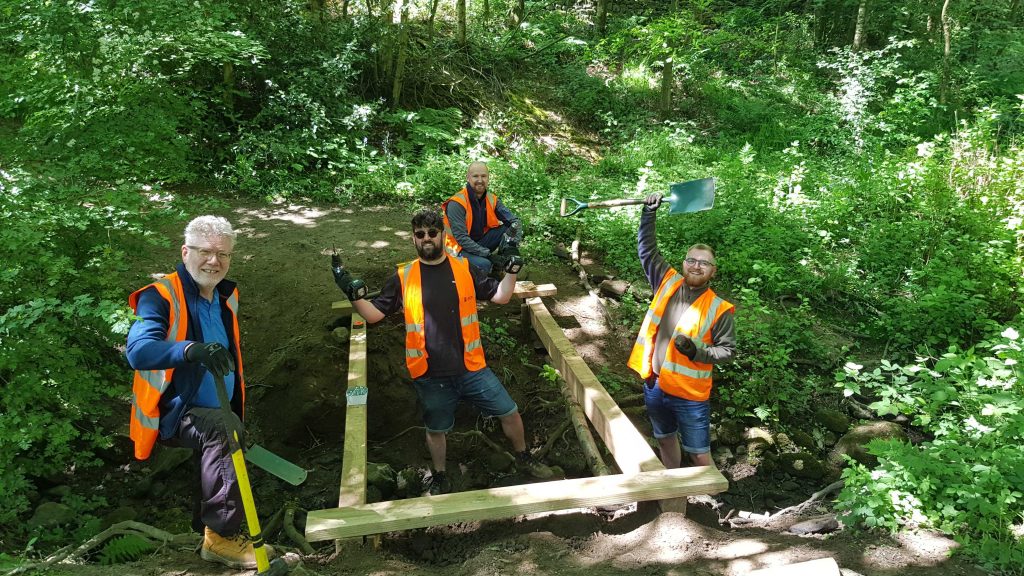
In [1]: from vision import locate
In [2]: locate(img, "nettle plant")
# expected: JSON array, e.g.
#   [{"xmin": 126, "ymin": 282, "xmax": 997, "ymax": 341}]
[{"xmin": 834, "ymin": 326, "xmax": 1024, "ymax": 571}]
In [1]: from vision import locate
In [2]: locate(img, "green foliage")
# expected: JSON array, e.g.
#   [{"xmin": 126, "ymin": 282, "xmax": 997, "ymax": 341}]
[
  {"xmin": 0, "ymin": 169, "xmax": 162, "ymax": 529},
  {"xmin": 835, "ymin": 326, "xmax": 1024, "ymax": 571},
  {"xmin": 97, "ymin": 534, "xmax": 155, "ymax": 565}
]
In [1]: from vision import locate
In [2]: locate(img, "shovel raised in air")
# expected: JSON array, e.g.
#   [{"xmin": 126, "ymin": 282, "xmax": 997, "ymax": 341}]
[{"xmin": 560, "ymin": 178, "xmax": 715, "ymax": 217}]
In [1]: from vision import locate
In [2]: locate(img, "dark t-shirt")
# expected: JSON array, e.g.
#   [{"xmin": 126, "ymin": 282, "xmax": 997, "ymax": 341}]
[{"xmin": 370, "ymin": 258, "xmax": 499, "ymax": 377}]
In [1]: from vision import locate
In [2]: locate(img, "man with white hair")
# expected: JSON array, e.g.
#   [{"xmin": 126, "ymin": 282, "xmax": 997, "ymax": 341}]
[{"xmin": 126, "ymin": 215, "xmax": 274, "ymax": 569}]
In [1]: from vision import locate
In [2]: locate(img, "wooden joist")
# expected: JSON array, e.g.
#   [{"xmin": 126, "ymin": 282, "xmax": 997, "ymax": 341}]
[
  {"xmin": 305, "ymin": 466, "xmax": 728, "ymax": 542},
  {"xmin": 338, "ymin": 314, "xmax": 368, "ymax": 508},
  {"xmin": 513, "ymin": 281, "xmax": 557, "ymax": 299},
  {"xmin": 525, "ymin": 297, "xmax": 662, "ymax": 475}
]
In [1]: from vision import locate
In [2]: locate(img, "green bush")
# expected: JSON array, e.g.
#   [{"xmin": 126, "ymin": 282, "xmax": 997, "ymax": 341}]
[
  {"xmin": 0, "ymin": 170, "xmax": 156, "ymax": 529},
  {"xmin": 835, "ymin": 326, "xmax": 1024, "ymax": 571}
]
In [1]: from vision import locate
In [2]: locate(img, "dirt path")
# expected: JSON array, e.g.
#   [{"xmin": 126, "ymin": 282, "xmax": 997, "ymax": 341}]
[{"xmin": 86, "ymin": 200, "xmax": 987, "ymax": 576}]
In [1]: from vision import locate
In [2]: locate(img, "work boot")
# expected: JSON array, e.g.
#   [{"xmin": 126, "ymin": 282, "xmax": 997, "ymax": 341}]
[
  {"xmin": 516, "ymin": 451, "xmax": 554, "ymax": 479},
  {"xmin": 200, "ymin": 527, "xmax": 276, "ymax": 569},
  {"xmin": 424, "ymin": 471, "xmax": 450, "ymax": 496}
]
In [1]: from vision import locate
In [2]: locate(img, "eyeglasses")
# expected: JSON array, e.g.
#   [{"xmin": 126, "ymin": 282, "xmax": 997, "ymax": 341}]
[
  {"xmin": 187, "ymin": 246, "xmax": 233, "ymax": 261},
  {"xmin": 684, "ymin": 257, "xmax": 715, "ymax": 268},
  {"xmin": 413, "ymin": 229, "xmax": 440, "ymax": 240}
]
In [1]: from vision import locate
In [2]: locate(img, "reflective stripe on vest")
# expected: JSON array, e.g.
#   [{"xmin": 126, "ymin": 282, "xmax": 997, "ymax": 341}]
[
  {"xmin": 442, "ymin": 187, "xmax": 502, "ymax": 256},
  {"xmin": 127, "ymin": 274, "xmax": 246, "ymax": 460},
  {"xmin": 128, "ymin": 275, "xmax": 187, "ymax": 461},
  {"xmin": 399, "ymin": 257, "xmax": 487, "ymax": 378},
  {"xmin": 627, "ymin": 269, "xmax": 733, "ymax": 401}
]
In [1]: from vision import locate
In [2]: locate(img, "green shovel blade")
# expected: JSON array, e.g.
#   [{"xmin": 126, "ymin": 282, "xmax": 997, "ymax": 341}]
[
  {"xmin": 667, "ymin": 178, "xmax": 715, "ymax": 214},
  {"xmin": 246, "ymin": 444, "xmax": 307, "ymax": 486}
]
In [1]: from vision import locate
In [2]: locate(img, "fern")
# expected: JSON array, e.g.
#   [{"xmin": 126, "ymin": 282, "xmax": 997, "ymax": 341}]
[{"xmin": 97, "ymin": 534, "xmax": 155, "ymax": 565}]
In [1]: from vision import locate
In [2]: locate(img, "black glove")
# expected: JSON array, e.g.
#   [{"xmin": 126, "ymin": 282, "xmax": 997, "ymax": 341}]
[
  {"xmin": 505, "ymin": 255, "xmax": 524, "ymax": 274},
  {"xmin": 488, "ymin": 252, "xmax": 508, "ymax": 272},
  {"xmin": 644, "ymin": 193, "xmax": 663, "ymax": 210},
  {"xmin": 674, "ymin": 334, "xmax": 697, "ymax": 359},
  {"xmin": 502, "ymin": 245, "xmax": 521, "ymax": 258},
  {"xmin": 185, "ymin": 342, "xmax": 235, "ymax": 377},
  {"xmin": 332, "ymin": 255, "xmax": 367, "ymax": 300}
]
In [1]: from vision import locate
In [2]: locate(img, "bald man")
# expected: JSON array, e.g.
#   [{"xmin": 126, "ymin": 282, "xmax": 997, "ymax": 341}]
[{"xmin": 441, "ymin": 162, "xmax": 523, "ymax": 274}]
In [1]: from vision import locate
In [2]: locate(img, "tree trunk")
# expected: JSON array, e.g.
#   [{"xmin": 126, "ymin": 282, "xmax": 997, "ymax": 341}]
[
  {"xmin": 391, "ymin": 0, "xmax": 410, "ymax": 108},
  {"xmin": 852, "ymin": 0, "xmax": 868, "ymax": 51},
  {"xmin": 940, "ymin": 0, "xmax": 952, "ymax": 104},
  {"xmin": 512, "ymin": 0, "xmax": 525, "ymax": 28},
  {"xmin": 659, "ymin": 57, "xmax": 673, "ymax": 116},
  {"xmin": 428, "ymin": 0, "xmax": 441, "ymax": 39},
  {"xmin": 483, "ymin": 0, "xmax": 490, "ymax": 22},
  {"xmin": 222, "ymin": 62, "xmax": 234, "ymax": 116},
  {"xmin": 596, "ymin": 0, "xmax": 607, "ymax": 37},
  {"xmin": 457, "ymin": 0, "xmax": 467, "ymax": 46}
]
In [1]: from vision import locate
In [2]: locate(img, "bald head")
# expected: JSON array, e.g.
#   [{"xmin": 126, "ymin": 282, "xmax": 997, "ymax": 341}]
[{"xmin": 466, "ymin": 162, "xmax": 489, "ymax": 197}]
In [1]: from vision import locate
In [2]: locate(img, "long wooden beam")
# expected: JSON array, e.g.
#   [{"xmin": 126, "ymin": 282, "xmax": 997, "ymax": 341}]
[
  {"xmin": 338, "ymin": 314, "xmax": 368, "ymax": 509},
  {"xmin": 526, "ymin": 297, "xmax": 662, "ymax": 474},
  {"xmin": 306, "ymin": 466, "xmax": 728, "ymax": 541}
]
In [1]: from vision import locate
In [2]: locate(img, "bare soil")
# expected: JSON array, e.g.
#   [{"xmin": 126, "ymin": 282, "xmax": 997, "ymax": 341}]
[{"xmin": 17, "ymin": 199, "xmax": 991, "ymax": 575}]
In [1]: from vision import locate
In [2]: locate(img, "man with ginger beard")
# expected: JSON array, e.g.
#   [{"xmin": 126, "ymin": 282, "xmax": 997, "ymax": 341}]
[
  {"xmin": 627, "ymin": 193, "xmax": 735, "ymax": 468},
  {"xmin": 332, "ymin": 209, "xmax": 552, "ymax": 495}
]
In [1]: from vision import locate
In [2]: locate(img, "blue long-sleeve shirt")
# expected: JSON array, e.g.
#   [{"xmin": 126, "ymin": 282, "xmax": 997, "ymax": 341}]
[{"xmin": 638, "ymin": 206, "xmax": 735, "ymax": 375}]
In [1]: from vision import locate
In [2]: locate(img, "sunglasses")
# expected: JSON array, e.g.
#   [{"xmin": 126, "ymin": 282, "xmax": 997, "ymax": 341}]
[{"xmin": 414, "ymin": 229, "xmax": 440, "ymax": 239}]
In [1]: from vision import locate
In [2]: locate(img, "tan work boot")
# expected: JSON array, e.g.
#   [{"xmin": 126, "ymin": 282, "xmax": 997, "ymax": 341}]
[{"xmin": 201, "ymin": 527, "xmax": 276, "ymax": 569}]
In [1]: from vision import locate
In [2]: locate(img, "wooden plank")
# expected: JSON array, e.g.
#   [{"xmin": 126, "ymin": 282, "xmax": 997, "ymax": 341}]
[
  {"xmin": 513, "ymin": 281, "xmax": 557, "ymax": 299},
  {"xmin": 306, "ymin": 466, "xmax": 729, "ymax": 542},
  {"xmin": 338, "ymin": 314, "xmax": 367, "ymax": 509},
  {"xmin": 526, "ymin": 297, "xmax": 662, "ymax": 474},
  {"xmin": 332, "ymin": 299, "xmax": 352, "ymax": 311}
]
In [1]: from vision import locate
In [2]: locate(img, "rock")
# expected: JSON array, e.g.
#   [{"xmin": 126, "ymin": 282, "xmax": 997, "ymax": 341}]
[
  {"xmin": 815, "ymin": 408, "xmax": 850, "ymax": 434},
  {"xmin": 553, "ymin": 244, "xmax": 571, "ymax": 260},
  {"xmin": 583, "ymin": 264, "xmax": 614, "ymax": 284},
  {"xmin": 775, "ymin": 432, "xmax": 798, "ymax": 453},
  {"xmin": 598, "ymin": 279, "xmax": 630, "ymax": 299},
  {"xmin": 712, "ymin": 446, "xmax": 734, "ymax": 468},
  {"xmin": 365, "ymin": 485, "xmax": 383, "ymax": 504},
  {"xmin": 716, "ymin": 420, "xmax": 744, "ymax": 447},
  {"xmin": 366, "ymin": 462, "xmax": 397, "ymax": 499},
  {"xmin": 788, "ymin": 514, "xmax": 840, "ymax": 535},
  {"xmin": 780, "ymin": 480, "xmax": 800, "ymax": 492},
  {"xmin": 829, "ymin": 421, "xmax": 908, "ymax": 468},
  {"xmin": 100, "ymin": 506, "xmax": 138, "ymax": 530},
  {"xmin": 482, "ymin": 450, "xmax": 515, "ymax": 473},
  {"xmin": 745, "ymin": 427, "xmax": 774, "ymax": 458},
  {"xmin": 331, "ymin": 326, "xmax": 350, "ymax": 343},
  {"xmin": 394, "ymin": 467, "xmax": 423, "ymax": 499},
  {"xmin": 791, "ymin": 430, "xmax": 817, "ymax": 450},
  {"xmin": 28, "ymin": 502, "xmax": 74, "ymax": 529},
  {"xmin": 779, "ymin": 452, "xmax": 826, "ymax": 480}
]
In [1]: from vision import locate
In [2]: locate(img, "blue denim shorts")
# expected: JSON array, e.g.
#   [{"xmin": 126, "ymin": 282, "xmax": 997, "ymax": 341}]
[
  {"xmin": 643, "ymin": 375, "xmax": 711, "ymax": 454},
  {"xmin": 412, "ymin": 367, "xmax": 518, "ymax": 433}
]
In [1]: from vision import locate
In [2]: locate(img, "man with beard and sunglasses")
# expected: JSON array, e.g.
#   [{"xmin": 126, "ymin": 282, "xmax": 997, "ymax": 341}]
[
  {"xmin": 332, "ymin": 209, "xmax": 552, "ymax": 496},
  {"xmin": 627, "ymin": 193, "xmax": 735, "ymax": 469},
  {"xmin": 442, "ymin": 161, "xmax": 524, "ymax": 275}
]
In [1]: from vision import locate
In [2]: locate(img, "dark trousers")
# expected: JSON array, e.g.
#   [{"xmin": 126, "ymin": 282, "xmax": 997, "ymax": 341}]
[{"xmin": 163, "ymin": 407, "xmax": 244, "ymax": 536}]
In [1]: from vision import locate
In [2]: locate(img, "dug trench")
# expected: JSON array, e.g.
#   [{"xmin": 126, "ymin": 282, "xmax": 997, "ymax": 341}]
[{"xmin": 33, "ymin": 200, "xmax": 986, "ymax": 575}]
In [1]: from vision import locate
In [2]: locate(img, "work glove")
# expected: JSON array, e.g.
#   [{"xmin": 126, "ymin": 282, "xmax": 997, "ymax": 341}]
[
  {"xmin": 505, "ymin": 255, "xmax": 524, "ymax": 275},
  {"xmin": 502, "ymin": 245, "xmax": 521, "ymax": 258},
  {"xmin": 185, "ymin": 342, "xmax": 235, "ymax": 377},
  {"xmin": 674, "ymin": 334, "xmax": 698, "ymax": 360},
  {"xmin": 644, "ymin": 193, "xmax": 663, "ymax": 210},
  {"xmin": 332, "ymin": 254, "xmax": 368, "ymax": 300},
  {"xmin": 488, "ymin": 252, "xmax": 509, "ymax": 272}
]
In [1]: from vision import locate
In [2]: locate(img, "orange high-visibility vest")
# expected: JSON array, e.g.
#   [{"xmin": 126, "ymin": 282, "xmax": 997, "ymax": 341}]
[
  {"xmin": 127, "ymin": 273, "xmax": 245, "ymax": 460},
  {"xmin": 627, "ymin": 269, "xmax": 733, "ymax": 401},
  {"xmin": 398, "ymin": 257, "xmax": 487, "ymax": 378},
  {"xmin": 442, "ymin": 187, "xmax": 502, "ymax": 256}
]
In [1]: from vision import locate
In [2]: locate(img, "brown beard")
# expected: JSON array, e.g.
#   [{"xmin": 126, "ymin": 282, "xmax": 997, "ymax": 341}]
[{"xmin": 416, "ymin": 241, "xmax": 441, "ymax": 260}]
